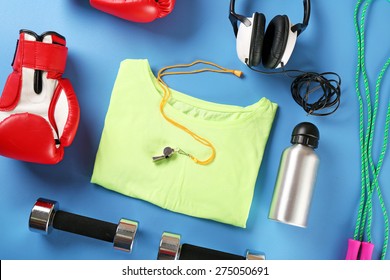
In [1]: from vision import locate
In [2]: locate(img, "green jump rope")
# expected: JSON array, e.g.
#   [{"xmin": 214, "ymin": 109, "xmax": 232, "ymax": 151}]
[{"xmin": 346, "ymin": 0, "xmax": 390, "ymax": 260}]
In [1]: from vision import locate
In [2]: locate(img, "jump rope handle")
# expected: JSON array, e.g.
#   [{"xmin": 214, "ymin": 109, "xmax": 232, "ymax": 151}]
[
  {"xmin": 346, "ymin": 239, "xmax": 361, "ymax": 260},
  {"xmin": 360, "ymin": 242, "xmax": 374, "ymax": 260},
  {"xmin": 345, "ymin": 239, "xmax": 374, "ymax": 260}
]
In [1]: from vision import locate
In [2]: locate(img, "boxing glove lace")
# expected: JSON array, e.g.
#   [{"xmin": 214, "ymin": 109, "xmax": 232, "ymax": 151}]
[
  {"xmin": 0, "ymin": 29, "xmax": 80, "ymax": 164},
  {"xmin": 90, "ymin": 0, "xmax": 176, "ymax": 22}
]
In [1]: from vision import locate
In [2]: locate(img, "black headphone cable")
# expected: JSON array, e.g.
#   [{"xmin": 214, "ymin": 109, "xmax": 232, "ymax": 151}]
[{"xmin": 246, "ymin": 62, "xmax": 341, "ymax": 116}]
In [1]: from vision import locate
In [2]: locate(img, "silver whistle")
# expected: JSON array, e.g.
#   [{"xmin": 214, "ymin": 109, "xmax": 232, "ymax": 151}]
[{"xmin": 153, "ymin": 147, "xmax": 175, "ymax": 162}]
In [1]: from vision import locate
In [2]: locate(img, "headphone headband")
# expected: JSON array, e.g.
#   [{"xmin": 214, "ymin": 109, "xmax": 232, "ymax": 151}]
[
  {"xmin": 229, "ymin": 0, "xmax": 311, "ymax": 37},
  {"xmin": 229, "ymin": 0, "xmax": 251, "ymax": 36},
  {"xmin": 292, "ymin": 0, "xmax": 311, "ymax": 35}
]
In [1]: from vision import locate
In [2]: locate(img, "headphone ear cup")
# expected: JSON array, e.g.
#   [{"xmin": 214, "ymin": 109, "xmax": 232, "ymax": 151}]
[
  {"xmin": 262, "ymin": 15, "xmax": 290, "ymax": 69},
  {"xmin": 248, "ymin": 12, "xmax": 266, "ymax": 67}
]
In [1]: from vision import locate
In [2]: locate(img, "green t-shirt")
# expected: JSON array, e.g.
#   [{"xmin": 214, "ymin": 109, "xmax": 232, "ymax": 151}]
[{"xmin": 91, "ymin": 59, "xmax": 277, "ymax": 228}]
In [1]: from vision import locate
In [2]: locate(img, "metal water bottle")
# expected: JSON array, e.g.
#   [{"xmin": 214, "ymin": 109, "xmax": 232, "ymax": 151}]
[{"xmin": 268, "ymin": 122, "xmax": 320, "ymax": 228}]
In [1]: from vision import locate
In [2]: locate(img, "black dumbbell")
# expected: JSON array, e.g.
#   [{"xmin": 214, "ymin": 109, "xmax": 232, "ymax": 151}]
[
  {"xmin": 29, "ymin": 198, "xmax": 138, "ymax": 252},
  {"xmin": 157, "ymin": 232, "xmax": 265, "ymax": 260}
]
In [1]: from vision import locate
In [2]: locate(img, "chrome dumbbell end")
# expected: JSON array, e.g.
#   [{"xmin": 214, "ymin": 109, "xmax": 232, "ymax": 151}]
[
  {"xmin": 246, "ymin": 249, "xmax": 266, "ymax": 260},
  {"xmin": 29, "ymin": 198, "xmax": 58, "ymax": 234},
  {"xmin": 113, "ymin": 218, "xmax": 138, "ymax": 252},
  {"xmin": 157, "ymin": 231, "xmax": 181, "ymax": 260}
]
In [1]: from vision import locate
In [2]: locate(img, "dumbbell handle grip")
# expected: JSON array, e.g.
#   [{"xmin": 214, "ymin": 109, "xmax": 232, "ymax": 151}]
[
  {"xmin": 53, "ymin": 210, "xmax": 117, "ymax": 243},
  {"xmin": 179, "ymin": 244, "xmax": 245, "ymax": 260}
]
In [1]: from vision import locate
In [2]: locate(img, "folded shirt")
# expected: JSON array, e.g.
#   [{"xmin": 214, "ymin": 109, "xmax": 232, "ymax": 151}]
[{"xmin": 91, "ymin": 59, "xmax": 277, "ymax": 228}]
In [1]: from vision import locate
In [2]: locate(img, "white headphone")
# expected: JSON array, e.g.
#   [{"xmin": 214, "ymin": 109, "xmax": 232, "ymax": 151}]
[{"xmin": 229, "ymin": 0, "xmax": 311, "ymax": 69}]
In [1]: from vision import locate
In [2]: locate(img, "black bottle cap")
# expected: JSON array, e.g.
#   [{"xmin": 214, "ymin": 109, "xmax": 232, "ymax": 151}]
[{"xmin": 290, "ymin": 122, "xmax": 320, "ymax": 149}]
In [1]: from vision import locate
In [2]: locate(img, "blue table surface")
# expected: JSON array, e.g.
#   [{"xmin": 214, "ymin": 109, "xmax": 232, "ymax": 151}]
[{"xmin": 1, "ymin": 0, "xmax": 390, "ymax": 260}]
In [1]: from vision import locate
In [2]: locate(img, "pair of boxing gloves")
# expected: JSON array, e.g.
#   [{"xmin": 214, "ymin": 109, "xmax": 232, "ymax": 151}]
[{"xmin": 90, "ymin": 0, "xmax": 176, "ymax": 22}]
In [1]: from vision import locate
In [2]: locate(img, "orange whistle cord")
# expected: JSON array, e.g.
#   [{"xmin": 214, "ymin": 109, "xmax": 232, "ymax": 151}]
[{"xmin": 156, "ymin": 60, "xmax": 243, "ymax": 165}]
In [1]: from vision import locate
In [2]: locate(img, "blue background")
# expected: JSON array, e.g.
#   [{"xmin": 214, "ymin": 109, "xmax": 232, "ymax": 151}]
[{"xmin": 0, "ymin": 0, "xmax": 389, "ymax": 260}]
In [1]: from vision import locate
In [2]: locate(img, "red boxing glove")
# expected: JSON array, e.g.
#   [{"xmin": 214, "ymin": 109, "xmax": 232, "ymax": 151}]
[
  {"xmin": 90, "ymin": 0, "xmax": 176, "ymax": 23},
  {"xmin": 0, "ymin": 30, "xmax": 80, "ymax": 164}
]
